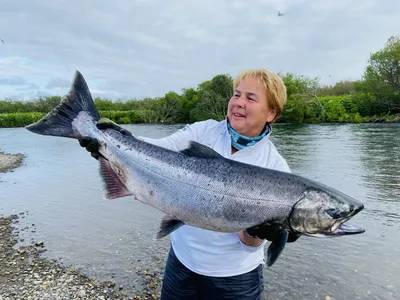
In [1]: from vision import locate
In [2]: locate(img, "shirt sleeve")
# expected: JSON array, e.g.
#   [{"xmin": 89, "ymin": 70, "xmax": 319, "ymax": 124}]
[
  {"xmin": 140, "ymin": 123, "xmax": 198, "ymax": 152},
  {"xmin": 267, "ymin": 145, "xmax": 292, "ymax": 174},
  {"xmin": 272, "ymin": 157, "xmax": 292, "ymax": 173}
]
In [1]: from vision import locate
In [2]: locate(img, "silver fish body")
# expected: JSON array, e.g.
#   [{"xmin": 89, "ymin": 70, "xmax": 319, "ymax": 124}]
[{"xmin": 91, "ymin": 125, "xmax": 307, "ymax": 231}]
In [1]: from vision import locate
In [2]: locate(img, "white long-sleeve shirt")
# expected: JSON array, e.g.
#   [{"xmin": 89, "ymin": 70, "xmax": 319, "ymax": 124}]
[{"xmin": 142, "ymin": 118, "xmax": 291, "ymax": 277}]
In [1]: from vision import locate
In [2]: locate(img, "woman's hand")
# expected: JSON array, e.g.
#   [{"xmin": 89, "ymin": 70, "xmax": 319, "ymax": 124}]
[{"xmin": 239, "ymin": 230, "xmax": 264, "ymax": 247}]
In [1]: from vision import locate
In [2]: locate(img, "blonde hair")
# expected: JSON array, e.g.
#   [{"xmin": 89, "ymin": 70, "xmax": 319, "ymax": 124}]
[{"xmin": 233, "ymin": 68, "xmax": 287, "ymax": 123}]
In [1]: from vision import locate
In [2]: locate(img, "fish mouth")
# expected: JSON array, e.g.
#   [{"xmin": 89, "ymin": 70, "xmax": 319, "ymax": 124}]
[
  {"xmin": 326, "ymin": 201, "xmax": 365, "ymax": 236},
  {"xmin": 328, "ymin": 219, "xmax": 365, "ymax": 236}
]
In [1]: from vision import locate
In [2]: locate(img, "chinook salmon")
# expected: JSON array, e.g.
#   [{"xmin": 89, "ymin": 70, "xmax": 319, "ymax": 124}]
[{"xmin": 26, "ymin": 71, "xmax": 365, "ymax": 267}]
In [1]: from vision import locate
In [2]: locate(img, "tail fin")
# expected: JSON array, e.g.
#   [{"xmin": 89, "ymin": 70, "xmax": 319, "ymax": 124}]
[{"xmin": 26, "ymin": 70, "xmax": 100, "ymax": 138}]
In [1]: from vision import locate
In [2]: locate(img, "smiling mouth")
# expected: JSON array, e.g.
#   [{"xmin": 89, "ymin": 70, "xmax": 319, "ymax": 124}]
[{"xmin": 233, "ymin": 113, "xmax": 245, "ymax": 117}]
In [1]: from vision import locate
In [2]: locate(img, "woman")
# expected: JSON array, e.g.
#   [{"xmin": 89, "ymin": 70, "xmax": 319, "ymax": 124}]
[{"xmin": 80, "ymin": 68, "xmax": 291, "ymax": 299}]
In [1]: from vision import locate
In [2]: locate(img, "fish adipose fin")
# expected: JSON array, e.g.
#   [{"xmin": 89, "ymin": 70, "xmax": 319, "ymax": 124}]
[
  {"xmin": 25, "ymin": 70, "xmax": 100, "ymax": 138},
  {"xmin": 180, "ymin": 141, "xmax": 223, "ymax": 159},
  {"xmin": 267, "ymin": 230, "xmax": 289, "ymax": 267},
  {"xmin": 155, "ymin": 215, "xmax": 184, "ymax": 239},
  {"xmin": 99, "ymin": 157, "xmax": 132, "ymax": 200}
]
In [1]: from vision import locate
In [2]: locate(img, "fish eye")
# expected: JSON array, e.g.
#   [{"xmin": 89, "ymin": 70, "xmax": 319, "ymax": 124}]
[{"xmin": 326, "ymin": 208, "xmax": 342, "ymax": 219}]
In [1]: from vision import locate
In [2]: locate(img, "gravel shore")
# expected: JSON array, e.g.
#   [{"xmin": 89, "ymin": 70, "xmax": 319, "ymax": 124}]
[
  {"xmin": 0, "ymin": 214, "xmax": 164, "ymax": 300},
  {"xmin": 0, "ymin": 151, "xmax": 25, "ymax": 173},
  {"xmin": 0, "ymin": 152, "xmax": 164, "ymax": 299}
]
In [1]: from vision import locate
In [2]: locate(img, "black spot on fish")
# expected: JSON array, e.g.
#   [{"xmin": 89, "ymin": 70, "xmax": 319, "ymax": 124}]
[
  {"xmin": 117, "ymin": 144, "xmax": 120, "ymax": 149},
  {"xmin": 149, "ymin": 190, "xmax": 154, "ymax": 196},
  {"xmin": 104, "ymin": 143, "xmax": 107, "ymax": 149}
]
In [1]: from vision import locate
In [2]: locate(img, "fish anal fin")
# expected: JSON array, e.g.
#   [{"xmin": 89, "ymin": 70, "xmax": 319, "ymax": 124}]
[
  {"xmin": 180, "ymin": 141, "xmax": 222, "ymax": 159},
  {"xmin": 267, "ymin": 230, "xmax": 289, "ymax": 267},
  {"xmin": 155, "ymin": 215, "xmax": 184, "ymax": 239},
  {"xmin": 99, "ymin": 157, "xmax": 132, "ymax": 200}
]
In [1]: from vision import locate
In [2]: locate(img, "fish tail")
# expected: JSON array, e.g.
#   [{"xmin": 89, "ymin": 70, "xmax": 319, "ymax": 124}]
[{"xmin": 25, "ymin": 70, "xmax": 100, "ymax": 139}]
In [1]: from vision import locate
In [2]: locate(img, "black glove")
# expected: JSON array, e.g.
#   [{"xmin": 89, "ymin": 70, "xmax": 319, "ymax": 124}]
[
  {"xmin": 245, "ymin": 222, "xmax": 301, "ymax": 243},
  {"xmin": 78, "ymin": 118, "xmax": 132, "ymax": 160},
  {"xmin": 79, "ymin": 137, "xmax": 103, "ymax": 160}
]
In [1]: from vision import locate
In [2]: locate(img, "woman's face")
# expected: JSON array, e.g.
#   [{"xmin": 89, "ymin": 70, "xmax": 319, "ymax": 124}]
[{"xmin": 227, "ymin": 78, "xmax": 276, "ymax": 137}]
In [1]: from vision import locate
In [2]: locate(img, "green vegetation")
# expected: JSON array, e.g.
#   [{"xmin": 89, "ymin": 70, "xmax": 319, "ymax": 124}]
[{"xmin": 1, "ymin": 36, "xmax": 399, "ymax": 127}]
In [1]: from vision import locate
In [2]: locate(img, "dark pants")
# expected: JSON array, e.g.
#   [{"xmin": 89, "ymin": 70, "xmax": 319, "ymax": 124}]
[{"xmin": 161, "ymin": 247, "xmax": 264, "ymax": 300}]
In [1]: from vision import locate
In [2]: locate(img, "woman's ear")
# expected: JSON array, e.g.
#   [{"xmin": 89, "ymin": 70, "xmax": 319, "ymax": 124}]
[{"xmin": 266, "ymin": 108, "xmax": 278, "ymax": 123}]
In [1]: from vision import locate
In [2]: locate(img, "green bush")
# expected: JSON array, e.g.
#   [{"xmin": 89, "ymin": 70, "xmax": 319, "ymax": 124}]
[{"xmin": 0, "ymin": 112, "xmax": 46, "ymax": 127}]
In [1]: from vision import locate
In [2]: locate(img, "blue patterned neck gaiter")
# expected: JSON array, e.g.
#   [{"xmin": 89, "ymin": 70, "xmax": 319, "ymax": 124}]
[{"xmin": 227, "ymin": 119, "xmax": 271, "ymax": 150}]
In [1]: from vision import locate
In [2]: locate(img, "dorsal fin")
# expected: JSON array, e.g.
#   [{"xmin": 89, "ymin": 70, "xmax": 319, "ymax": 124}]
[{"xmin": 180, "ymin": 141, "xmax": 223, "ymax": 159}]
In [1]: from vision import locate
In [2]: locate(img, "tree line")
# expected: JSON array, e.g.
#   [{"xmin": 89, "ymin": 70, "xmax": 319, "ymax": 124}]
[{"xmin": 1, "ymin": 35, "xmax": 399, "ymax": 127}]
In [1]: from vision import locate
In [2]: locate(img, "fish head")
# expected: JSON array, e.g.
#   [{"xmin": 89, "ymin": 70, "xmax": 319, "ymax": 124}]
[{"xmin": 288, "ymin": 188, "xmax": 365, "ymax": 237}]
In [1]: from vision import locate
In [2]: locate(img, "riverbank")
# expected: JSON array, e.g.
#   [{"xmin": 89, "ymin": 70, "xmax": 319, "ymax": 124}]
[
  {"xmin": 0, "ymin": 153, "xmax": 164, "ymax": 299},
  {"xmin": 0, "ymin": 112, "xmax": 399, "ymax": 128},
  {"xmin": 0, "ymin": 214, "xmax": 163, "ymax": 299},
  {"xmin": 0, "ymin": 151, "xmax": 25, "ymax": 173}
]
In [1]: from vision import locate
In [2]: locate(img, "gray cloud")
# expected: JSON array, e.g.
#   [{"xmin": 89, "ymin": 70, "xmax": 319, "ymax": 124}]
[
  {"xmin": 0, "ymin": 0, "xmax": 399, "ymax": 100},
  {"xmin": 45, "ymin": 78, "xmax": 72, "ymax": 89},
  {"xmin": 15, "ymin": 83, "xmax": 40, "ymax": 91},
  {"xmin": 0, "ymin": 77, "xmax": 27, "ymax": 86}
]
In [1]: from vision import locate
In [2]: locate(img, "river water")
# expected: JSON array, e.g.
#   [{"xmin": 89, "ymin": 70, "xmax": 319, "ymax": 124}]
[{"xmin": 1, "ymin": 123, "xmax": 399, "ymax": 300}]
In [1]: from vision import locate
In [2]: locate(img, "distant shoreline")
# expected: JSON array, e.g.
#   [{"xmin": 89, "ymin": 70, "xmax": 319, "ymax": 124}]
[
  {"xmin": 0, "ymin": 151, "xmax": 25, "ymax": 173},
  {"xmin": 0, "ymin": 113, "xmax": 399, "ymax": 129}
]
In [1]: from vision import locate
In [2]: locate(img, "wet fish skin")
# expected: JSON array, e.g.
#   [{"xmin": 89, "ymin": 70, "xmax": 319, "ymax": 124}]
[{"xmin": 25, "ymin": 70, "xmax": 365, "ymax": 267}]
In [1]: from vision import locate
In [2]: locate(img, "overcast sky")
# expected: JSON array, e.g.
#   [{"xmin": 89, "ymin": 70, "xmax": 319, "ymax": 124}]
[{"xmin": 0, "ymin": 0, "xmax": 399, "ymax": 101}]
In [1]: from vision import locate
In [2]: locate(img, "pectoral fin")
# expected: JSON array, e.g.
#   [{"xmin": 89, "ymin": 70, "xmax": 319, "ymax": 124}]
[
  {"xmin": 155, "ymin": 215, "xmax": 184, "ymax": 239},
  {"xmin": 266, "ymin": 230, "xmax": 289, "ymax": 267}
]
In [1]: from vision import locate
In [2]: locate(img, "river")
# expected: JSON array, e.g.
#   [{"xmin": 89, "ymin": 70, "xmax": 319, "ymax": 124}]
[{"xmin": 0, "ymin": 123, "xmax": 399, "ymax": 300}]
